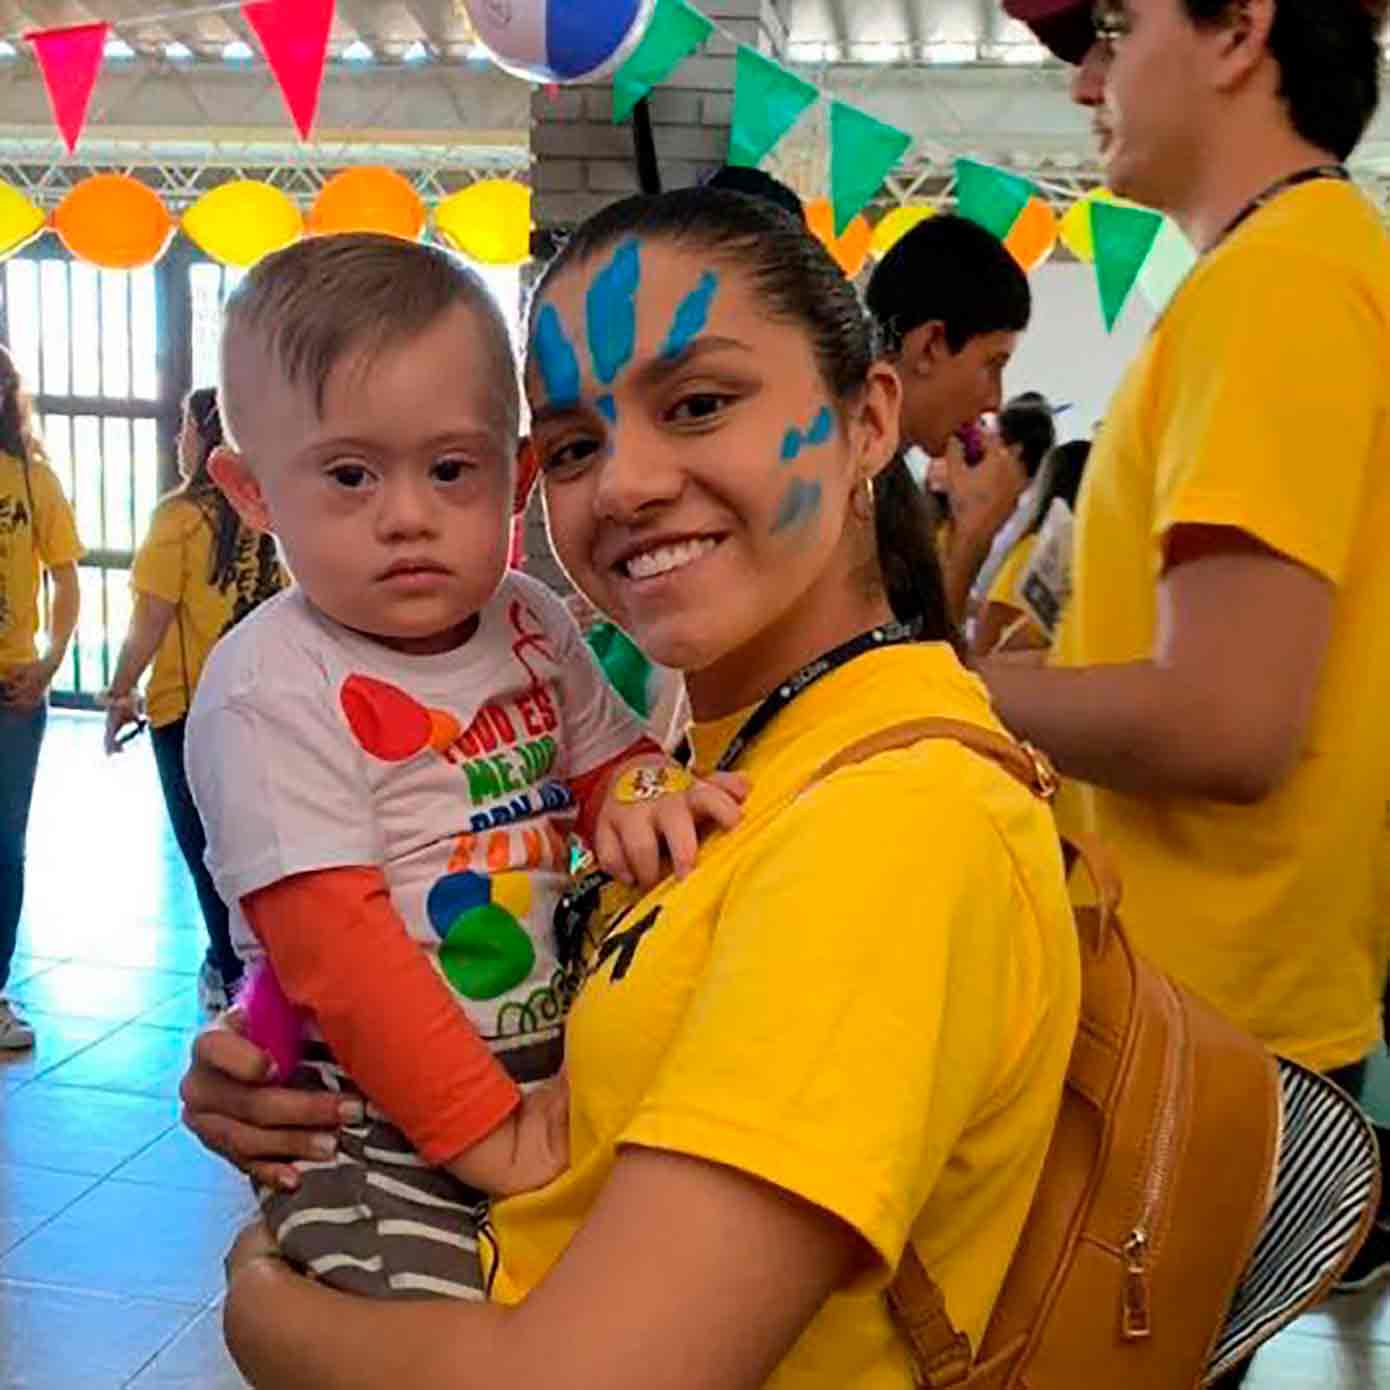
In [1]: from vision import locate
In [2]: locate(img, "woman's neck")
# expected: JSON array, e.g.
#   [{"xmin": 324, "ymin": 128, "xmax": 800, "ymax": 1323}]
[{"xmin": 684, "ymin": 588, "xmax": 896, "ymax": 722}]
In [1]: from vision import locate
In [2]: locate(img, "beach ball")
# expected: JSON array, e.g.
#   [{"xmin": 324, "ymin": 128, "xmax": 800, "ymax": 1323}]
[{"xmin": 460, "ymin": 0, "xmax": 657, "ymax": 83}]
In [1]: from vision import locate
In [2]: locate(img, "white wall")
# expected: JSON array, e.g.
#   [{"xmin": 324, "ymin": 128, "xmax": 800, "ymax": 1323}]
[{"xmin": 1004, "ymin": 261, "xmax": 1155, "ymax": 442}]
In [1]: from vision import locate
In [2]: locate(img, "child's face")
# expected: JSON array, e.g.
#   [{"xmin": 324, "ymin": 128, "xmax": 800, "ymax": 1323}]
[{"xmin": 220, "ymin": 304, "xmax": 516, "ymax": 654}]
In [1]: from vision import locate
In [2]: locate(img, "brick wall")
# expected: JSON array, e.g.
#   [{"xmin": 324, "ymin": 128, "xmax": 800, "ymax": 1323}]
[{"xmin": 521, "ymin": 0, "xmax": 790, "ymax": 588}]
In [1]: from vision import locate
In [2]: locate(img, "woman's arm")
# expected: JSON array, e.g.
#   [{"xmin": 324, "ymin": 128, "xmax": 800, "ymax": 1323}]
[
  {"xmin": 103, "ymin": 592, "xmax": 177, "ymax": 751},
  {"xmin": 226, "ymin": 1146, "xmax": 866, "ymax": 1390}
]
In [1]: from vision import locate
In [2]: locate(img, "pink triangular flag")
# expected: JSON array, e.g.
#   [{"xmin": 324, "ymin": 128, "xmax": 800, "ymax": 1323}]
[
  {"xmin": 242, "ymin": 0, "xmax": 335, "ymax": 141},
  {"xmin": 27, "ymin": 22, "xmax": 109, "ymax": 155}
]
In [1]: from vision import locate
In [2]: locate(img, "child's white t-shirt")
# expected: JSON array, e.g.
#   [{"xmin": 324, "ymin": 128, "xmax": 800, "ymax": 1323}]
[{"xmin": 186, "ymin": 571, "xmax": 648, "ymax": 1061}]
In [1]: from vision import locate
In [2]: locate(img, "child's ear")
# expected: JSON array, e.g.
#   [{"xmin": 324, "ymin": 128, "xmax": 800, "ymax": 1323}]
[
  {"xmin": 514, "ymin": 438, "xmax": 540, "ymax": 516},
  {"xmin": 209, "ymin": 446, "xmax": 274, "ymax": 533}
]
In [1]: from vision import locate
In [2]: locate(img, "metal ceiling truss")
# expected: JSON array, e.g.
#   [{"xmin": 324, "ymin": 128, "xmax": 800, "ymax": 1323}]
[{"xmin": 0, "ymin": 137, "xmax": 528, "ymax": 210}]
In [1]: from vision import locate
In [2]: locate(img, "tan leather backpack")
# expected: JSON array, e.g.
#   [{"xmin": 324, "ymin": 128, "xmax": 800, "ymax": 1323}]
[{"xmin": 814, "ymin": 719, "xmax": 1379, "ymax": 1390}]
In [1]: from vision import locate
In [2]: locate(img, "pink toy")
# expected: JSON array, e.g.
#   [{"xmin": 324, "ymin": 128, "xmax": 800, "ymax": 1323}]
[{"xmin": 238, "ymin": 960, "xmax": 307, "ymax": 1082}]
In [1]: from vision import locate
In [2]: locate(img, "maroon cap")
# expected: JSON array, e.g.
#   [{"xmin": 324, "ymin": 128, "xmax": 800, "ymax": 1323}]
[{"xmin": 1003, "ymin": 0, "xmax": 1097, "ymax": 64}]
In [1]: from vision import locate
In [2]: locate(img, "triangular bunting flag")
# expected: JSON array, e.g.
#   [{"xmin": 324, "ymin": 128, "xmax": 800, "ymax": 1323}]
[
  {"xmin": 829, "ymin": 101, "xmax": 912, "ymax": 236},
  {"xmin": 953, "ymin": 158, "xmax": 1036, "ymax": 241},
  {"xmin": 729, "ymin": 46, "xmax": 818, "ymax": 168},
  {"xmin": 1092, "ymin": 199, "xmax": 1163, "ymax": 330},
  {"xmin": 613, "ymin": 0, "xmax": 714, "ymax": 124},
  {"xmin": 242, "ymin": 0, "xmax": 335, "ymax": 142},
  {"xmin": 1136, "ymin": 217, "xmax": 1197, "ymax": 316},
  {"xmin": 27, "ymin": 22, "xmax": 109, "ymax": 155}
]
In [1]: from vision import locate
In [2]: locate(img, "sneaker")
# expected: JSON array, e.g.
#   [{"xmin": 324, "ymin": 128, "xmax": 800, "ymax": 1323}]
[
  {"xmin": 1334, "ymin": 1219, "xmax": 1390, "ymax": 1294},
  {"xmin": 0, "ymin": 998, "xmax": 35, "ymax": 1051},
  {"xmin": 197, "ymin": 960, "xmax": 231, "ymax": 1016}
]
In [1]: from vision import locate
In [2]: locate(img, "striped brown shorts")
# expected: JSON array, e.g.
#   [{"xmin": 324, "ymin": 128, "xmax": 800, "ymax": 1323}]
[{"xmin": 260, "ymin": 1033, "xmax": 562, "ymax": 1301}]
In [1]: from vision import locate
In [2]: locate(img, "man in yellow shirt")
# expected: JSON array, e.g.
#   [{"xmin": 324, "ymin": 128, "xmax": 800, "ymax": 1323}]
[
  {"xmin": 0, "ymin": 348, "xmax": 81, "ymax": 1050},
  {"xmin": 995, "ymin": 0, "xmax": 1390, "ymax": 1314}
]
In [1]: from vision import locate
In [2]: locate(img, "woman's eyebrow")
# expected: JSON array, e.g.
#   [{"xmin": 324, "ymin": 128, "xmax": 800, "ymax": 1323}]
[{"xmin": 630, "ymin": 335, "xmax": 755, "ymax": 390}]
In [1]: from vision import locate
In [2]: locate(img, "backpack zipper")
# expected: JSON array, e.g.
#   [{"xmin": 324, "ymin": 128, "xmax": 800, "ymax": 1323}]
[{"xmin": 1122, "ymin": 974, "xmax": 1187, "ymax": 1341}]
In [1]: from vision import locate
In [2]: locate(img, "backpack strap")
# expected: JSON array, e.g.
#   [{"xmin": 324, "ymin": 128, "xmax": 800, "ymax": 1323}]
[{"xmin": 806, "ymin": 717, "xmax": 1122, "ymax": 1387}]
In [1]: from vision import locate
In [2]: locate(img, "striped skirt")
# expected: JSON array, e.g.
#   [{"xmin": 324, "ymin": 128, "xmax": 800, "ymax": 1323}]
[{"xmin": 260, "ymin": 1032, "xmax": 562, "ymax": 1301}]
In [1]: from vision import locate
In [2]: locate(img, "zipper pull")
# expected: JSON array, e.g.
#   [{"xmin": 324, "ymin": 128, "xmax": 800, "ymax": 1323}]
[{"xmin": 1122, "ymin": 1231, "xmax": 1152, "ymax": 1341}]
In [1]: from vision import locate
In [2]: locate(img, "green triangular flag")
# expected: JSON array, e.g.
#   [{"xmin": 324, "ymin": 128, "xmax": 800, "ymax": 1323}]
[
  {"xmin": 953, "ymin": 158, "xmax": 1035, "ymax": 240},
  {"xmin": 829, "ymin": 101, "xmax": 912, "ymax": 236},
  {"xmin": 729, "ymin": 45, "xmax": 819, "ymax": 168},
  {"xmin": 586, "ymin": 621, "xmax": 656, "ymax": 719},
  {"xmin": 613, "ymin": 0, "xmax": 714, "ymax": 123},
  {"xmin": 1136, "ymin": 217, "xmax": 1197, "ymax": 316},
  {"xmin": 1092, "ymin": 199, "xmax": 1164, "ymax": 330}
]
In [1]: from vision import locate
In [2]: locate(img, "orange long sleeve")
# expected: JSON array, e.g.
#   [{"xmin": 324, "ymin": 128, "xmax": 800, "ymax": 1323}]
[{"xmin": 243, "ymin": 867, "xmax": 521, "ymax": 1167}]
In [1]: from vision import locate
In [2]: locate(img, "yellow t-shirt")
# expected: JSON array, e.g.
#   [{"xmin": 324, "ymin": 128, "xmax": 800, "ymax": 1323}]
[
  {"xmin": 1053, "ymin": 179, "xmax": 1390, "ymax": 1072},
  {"xmin": 983, "ymin": 534, "xmax": 1045, "ymax": 649},
  {"xmin": 131, "ymin": 495, "xmax": 286, "ymax": 727},
  {"xmin": 490, "ymin": 644, "xmax": 1080, "ymax": 1386},
  {"xmin": 0, "ymin": 452, "xmax": 83, "ymax": 677}
]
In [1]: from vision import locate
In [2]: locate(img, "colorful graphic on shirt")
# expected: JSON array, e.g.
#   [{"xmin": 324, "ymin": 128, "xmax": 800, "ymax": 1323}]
[
  {"xmin": 339, "ymin": 674, "xmax": 462, "ymax": 763},
  {"xmin": 427, "ymin": 869, "xmax": 537, "ymax": 999},
  {"xmin": 509, "ymin": 599, "xmax": 558, "ymax": 693}
]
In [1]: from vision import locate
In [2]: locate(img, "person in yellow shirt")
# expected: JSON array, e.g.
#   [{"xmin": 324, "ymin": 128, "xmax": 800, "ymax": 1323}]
[
  {"xmin": 103, "ymin": 387, "xmax": 284, "ymax": 1013},
  {"xmin": 972, "ymin": 440, "xmax": 1090, "ymax": 659},
  {"xmin": 994, "ymin": 0, "xmax": 1390, "ymax": 1320},
  {"xmin": 0, "ymin": 346, "xmax": 81, "ymax": 1051},
  {"xmin": 178, "ymin": 187, "xmax": 1081, "ymax": 1390}
]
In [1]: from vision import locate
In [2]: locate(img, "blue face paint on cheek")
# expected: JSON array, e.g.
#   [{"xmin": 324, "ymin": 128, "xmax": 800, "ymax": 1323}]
[
  {"xmin": 662, "ymin": 272, "xmax": 719, "ymax": 359},
  {"xmin": 805, "ymin": 406, "xmax": 834, "ymax": 447},
  {"xmin": 586, "ymin": 239, "xmax": 642, "ymax": 386},
  {"xmin": 772, "ymin": 478, "xmax": 823, "ymax": 533},
  {"xmin": 781, "ymin": 430, "xmax": 803, "ymax": 463},
  {"xmin": 533, "ymin": 304, "xmax": 582, "ymax": 408}
]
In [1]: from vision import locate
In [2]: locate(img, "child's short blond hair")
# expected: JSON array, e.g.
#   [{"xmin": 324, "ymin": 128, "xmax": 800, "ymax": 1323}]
[{"xmin": 220, "ymin": 232, "xmax": 519, "ymax": 446}]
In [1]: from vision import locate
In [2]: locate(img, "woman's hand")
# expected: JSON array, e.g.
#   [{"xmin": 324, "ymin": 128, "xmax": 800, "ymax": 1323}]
[
  {"xmin": 101, "ymin": 692, "xmax": 143, "ymax": 755},
  {"xmin": 180, "ymin": 1009, "xmax": 361, "ymax": 1192},
  {"xmin": 2, "ymin": 657, "xmax": 57, "ymax": 711}
]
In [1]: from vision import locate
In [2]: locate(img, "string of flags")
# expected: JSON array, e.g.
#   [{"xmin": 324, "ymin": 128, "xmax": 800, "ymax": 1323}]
[
  {"xmin": 18, "ymin": 0, "xmax": 334, "ymax": 154},
  {"xmin": 8, "ymin": 0, "xmax": 1199, "ymax": 328}
]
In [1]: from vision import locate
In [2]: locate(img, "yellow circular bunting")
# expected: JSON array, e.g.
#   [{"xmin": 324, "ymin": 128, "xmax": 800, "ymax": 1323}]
[
  {"xmin": 183, "ymin": 181, "xmax": 304, "ymax": 269},
  {"xmin": 0, "ymin": 184, "xmax": 46, "ymax": 261},
  {"xmin": 434, "ymin": 180, "xmax": 532, "ymax": 265}
]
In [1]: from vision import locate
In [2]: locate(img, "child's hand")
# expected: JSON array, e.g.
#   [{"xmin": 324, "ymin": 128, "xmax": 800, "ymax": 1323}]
[{"xmin": 594, "ymin": 757, "xmax": 750, "ymax": 888}]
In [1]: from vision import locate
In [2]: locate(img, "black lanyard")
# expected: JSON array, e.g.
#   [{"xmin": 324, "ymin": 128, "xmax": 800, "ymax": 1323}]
[
  {"xmin": 555, "ymin": 618, "xmax": 920, "ymax": 972},
  {"xmin": 1211, "ymin": 164, "xmax": 1349, "ymax": 253}
]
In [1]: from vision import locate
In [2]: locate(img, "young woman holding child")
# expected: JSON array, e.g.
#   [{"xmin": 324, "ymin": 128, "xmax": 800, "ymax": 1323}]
[{"xmin": 182, "ymin": 189, "xmax": 1081, "ymax": 1389}]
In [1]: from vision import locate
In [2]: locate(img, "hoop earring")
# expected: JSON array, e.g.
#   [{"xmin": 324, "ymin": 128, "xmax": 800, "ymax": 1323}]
[{"xmin": 852, "ymin": 473, "xmax": 875, "ymax": 523}]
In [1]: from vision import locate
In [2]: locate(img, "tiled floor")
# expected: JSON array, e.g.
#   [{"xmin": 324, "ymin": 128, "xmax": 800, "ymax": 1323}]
[{"xmin": 2, "ymin": 713, "xmax": 1388, "ymax": 1387}]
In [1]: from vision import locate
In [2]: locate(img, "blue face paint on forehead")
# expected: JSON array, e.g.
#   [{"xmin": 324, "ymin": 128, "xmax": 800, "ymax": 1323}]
[
  {"xmin": 533, "ymin": 304, "xmax": 582, "ymax": 408},
  {"xmin": 595, "ymin": 394, "xmax": 617, "ymax": 424},
  {"xmin": 661, "ymin": 272, "xmax": 719, "ymax": 360},
  {"xmin": 586, "ymin": 239, "xmax": 642, "ymax": 386}
]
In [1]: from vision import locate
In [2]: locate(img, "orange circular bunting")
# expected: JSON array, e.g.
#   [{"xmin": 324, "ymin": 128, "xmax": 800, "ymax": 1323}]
[
  {"xmin": 307, "ymin": 167, "xmax": 426, "ymax": 241},
  {"xmin": 805, "ymin": 198, "xmax": 873, "ymax": 278},
  {"xmin": 53, "ymin": 175, "xmax": 175, "ymax": 269}
]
